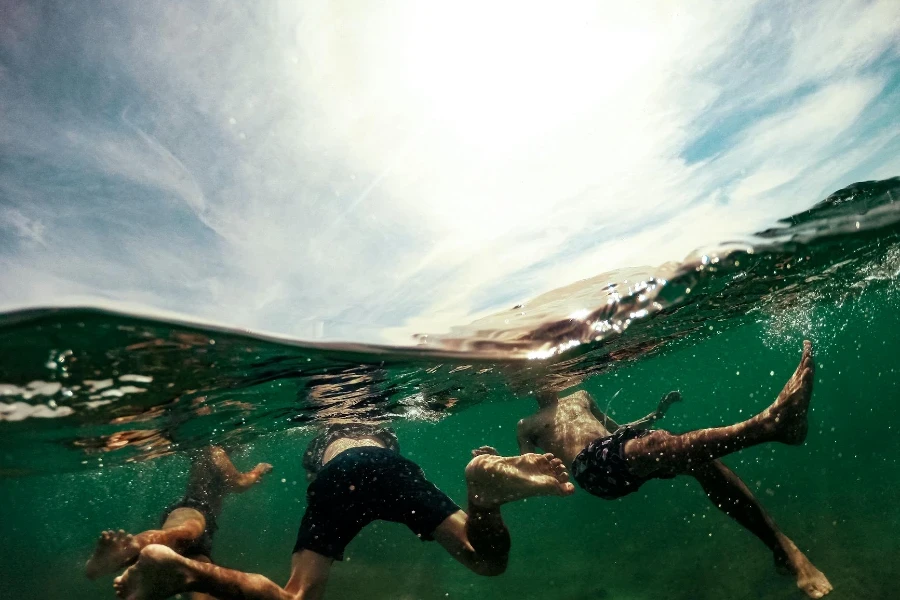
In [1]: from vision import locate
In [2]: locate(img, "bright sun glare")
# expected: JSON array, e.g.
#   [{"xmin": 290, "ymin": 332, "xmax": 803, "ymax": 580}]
[
  {"xmin": 394, "ymin": 4, "xmax": 658, "ymax": 154},
  {"xmin": 303, "ymin": 3, "xmax": 661, "ymax": 242}
]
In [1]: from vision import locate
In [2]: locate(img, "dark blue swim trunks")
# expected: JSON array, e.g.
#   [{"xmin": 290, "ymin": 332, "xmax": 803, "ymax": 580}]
[
  {"xmin": 294, "ymin": 446, "xmax": 460, "ymax": 560},
  {"xmin": 571, "ymin": 428, "xmax": 675, "ymax": 500}
]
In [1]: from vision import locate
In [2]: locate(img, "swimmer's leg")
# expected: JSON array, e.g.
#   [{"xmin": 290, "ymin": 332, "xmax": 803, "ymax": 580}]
[
  {"xmin": 185, "ymin": 555, "xmax": 217, "ymax": 600},
  {"xmin": 203, "ymin": 446, "xmax": 273, "ymax": 492},
  {"xmin": 94, "ymin": 446, "xmax": 271, "ymax": 580},
  {"xmin": 432, "ymin": 450, "xmax": 574, "ymax": 576},
  {"xmin": 114, "ymin": 545, "xmax": 331, "ymax": 600},
  {"xmin": 87, "ymin": 507, "xmax": 205, "ymax": 579},
  {"xmin": 624, "ymin": 341, "xmax": 814, "ymax": 477},
  {"xmin": 690, "ymin": 461, "xmax": 832, "ymax": 599},
  {"xmin": 432, "ymin": 509, "xmax": 509, "ymax": 576}
]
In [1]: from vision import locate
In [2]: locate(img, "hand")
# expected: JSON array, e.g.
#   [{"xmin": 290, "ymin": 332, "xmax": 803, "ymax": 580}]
[{"xmin": 656, "ymin": 391, "xmax": 682, "ymax": 417}]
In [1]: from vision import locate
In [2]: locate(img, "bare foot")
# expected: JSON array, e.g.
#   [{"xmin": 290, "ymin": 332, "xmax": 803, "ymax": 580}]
[
  {"xmin": 233, "ymin": 462, "xmax": 274, "ymax": 491},
  {"xmin": 774, "ymin": 534, "xmax": 833, "ymax": 598},
  {"xmin": 764, "ymin": 340, "xmax": 815, "ymax": 445},
  {"xmin": 252, "ymin": 462, "xmax": 273, "ymax": 481},
  {"xmin": 86, "ymin": 529, "xmax": 140, "ymax": 579},
  {"xmin": 113, "ymin": 545, "xmax": 191, "ymax": 600},
  {"xmin": 466, "ymin": 452, "xmax": 575, "ymax": 509}
]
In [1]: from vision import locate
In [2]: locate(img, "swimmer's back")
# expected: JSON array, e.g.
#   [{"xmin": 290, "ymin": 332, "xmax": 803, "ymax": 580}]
[{"xmin": 522, "ymin": 391, "xmax": 611, "ymax": 466}]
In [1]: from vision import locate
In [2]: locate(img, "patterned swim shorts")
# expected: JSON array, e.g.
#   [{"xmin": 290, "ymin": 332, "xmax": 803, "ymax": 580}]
[{"xmin": 571, "ymin": 428, "xmax": 675, "ymax": 500}]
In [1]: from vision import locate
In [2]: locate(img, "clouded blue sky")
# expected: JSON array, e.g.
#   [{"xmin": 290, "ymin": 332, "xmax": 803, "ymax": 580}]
[{"xmin": 1, "ymin": 0, "xmax": 898, "ymax": 344}]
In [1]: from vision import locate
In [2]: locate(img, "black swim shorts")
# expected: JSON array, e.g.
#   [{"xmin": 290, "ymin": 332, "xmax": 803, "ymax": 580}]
[
  {"xmin": 161, "ymin": 496, "xmax": 218, "ymax": 558},
  {"xmin": 571, "ymin": 428, "xmax": 675, "ymax": 500},
  {"xmin": 294, "ymin": 446, "xmax": 460, "ymax": 560}
]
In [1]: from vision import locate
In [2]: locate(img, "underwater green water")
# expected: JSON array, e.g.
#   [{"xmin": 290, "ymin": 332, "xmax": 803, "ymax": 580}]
[{"xmin": 3, "ymin": 279, "xmax": 898, "ymax": 599}]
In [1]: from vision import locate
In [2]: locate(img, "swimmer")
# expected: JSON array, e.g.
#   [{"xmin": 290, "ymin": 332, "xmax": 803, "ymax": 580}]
[
  {"xmin": 86, "ymin": 445, "xmax": 272, "ymax": 592},
  {"xmin": 515, "ymin": 341, "xmax": 832, "ymax": 599},
  {"xmin": 112, "ymin": 423, "xmax": 574, "ymax": 600}
]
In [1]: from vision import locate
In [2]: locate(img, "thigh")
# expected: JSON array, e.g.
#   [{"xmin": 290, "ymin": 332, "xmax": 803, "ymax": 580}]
[
  {"xmin": 294, "ymin": 496, "xmax": 368, "ymax": 560},
  {"xmin": 383, "ymin": 461, "xmax": 460, "ymax": 539},
  {"xmin": 621, "ymin": 429, "xmax": 673, "ymax": 476},
  {"xmin": 184, "ymin": 554, "xmax": 218, "ymax": 600}
]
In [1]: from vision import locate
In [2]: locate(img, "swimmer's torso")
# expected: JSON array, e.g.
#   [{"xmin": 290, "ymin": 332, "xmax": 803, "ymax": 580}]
[{"xmin": 525, "ymin": 391, "xmax": 611, "ymax": 466}]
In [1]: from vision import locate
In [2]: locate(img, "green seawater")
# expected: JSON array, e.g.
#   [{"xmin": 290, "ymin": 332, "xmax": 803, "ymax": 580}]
[
  {"xmin": 2, "ymin": 287, "xmax": 899, "ymax": 599},
  {"xmin": 2, "ymin": 179, "xmax": 900, "ymax": 599}
]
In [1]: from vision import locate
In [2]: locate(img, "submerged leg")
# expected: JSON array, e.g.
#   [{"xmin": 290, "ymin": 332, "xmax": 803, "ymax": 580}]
[
  {"xmin": 86, "ymin": 507, "xmax": 206, "ymax": 579},
  {"xmin": 184, "ymin": 554, "xmax": 217, "ymax": 600},
  {"xmin": 90, "ymin": 446, "xmax": 270, "ymax": 579},
  {"xmin": 114, "ymin": 545, "xmax": 332, "ymax": 600},
  {"xmin": 691, "ymin": 461, "xmax": 832, "ymax": 598},
  {"xmin": 433, "ymin": 508, "xmax": 510, "ymax": 576},
  {"xmin": 434, "ymin": 450, "xmax": 574, "ymax": 575},
  {"xmin": 204, "ymin": 446, "xmax": 272, "ymax": 492},
  {"xmin": 624, "ymin": 341, "xmax": 814, "ymax": 477}
]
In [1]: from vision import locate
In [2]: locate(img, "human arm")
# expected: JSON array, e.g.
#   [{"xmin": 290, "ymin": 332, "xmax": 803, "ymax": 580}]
[
  {"xmin": 618, "ymin": 391, "xmax": 682, "ymax": 430},
  {"xmin": 588, "ymin": 396, "xmax": 622, "ymax": 432}
]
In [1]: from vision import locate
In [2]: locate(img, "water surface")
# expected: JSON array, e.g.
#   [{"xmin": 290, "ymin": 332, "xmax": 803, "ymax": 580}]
[{"xmin": 2, "ymin": 178, "xmax": 899, "ymax": 599}]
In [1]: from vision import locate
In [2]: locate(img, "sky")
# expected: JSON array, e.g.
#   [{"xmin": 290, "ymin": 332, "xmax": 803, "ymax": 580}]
[{"xmin": 1, "ymin": 0, "xmax": 898, "ymax": 345}]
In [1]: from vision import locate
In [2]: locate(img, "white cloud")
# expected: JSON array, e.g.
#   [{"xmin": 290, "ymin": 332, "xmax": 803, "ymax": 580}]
[
  {"xmin": 0, "ymin": 207, "xmax": 46, "ymax": 245},
  {"xmin": 0, "ymin": 0, "xmax": 898, "ymax": 344},
  {"xmin": 722, "ymin": 77, "xmax": 887, "ymax": 207},
  {"xmin": 784, "ymin": 0, "xmax": 900, "ymax": 83}
]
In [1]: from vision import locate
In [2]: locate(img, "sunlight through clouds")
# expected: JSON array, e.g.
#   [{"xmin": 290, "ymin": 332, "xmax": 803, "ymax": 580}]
[{"xmin": 0, "ymin": 0, "xmax": 898, "ymax": 344}]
